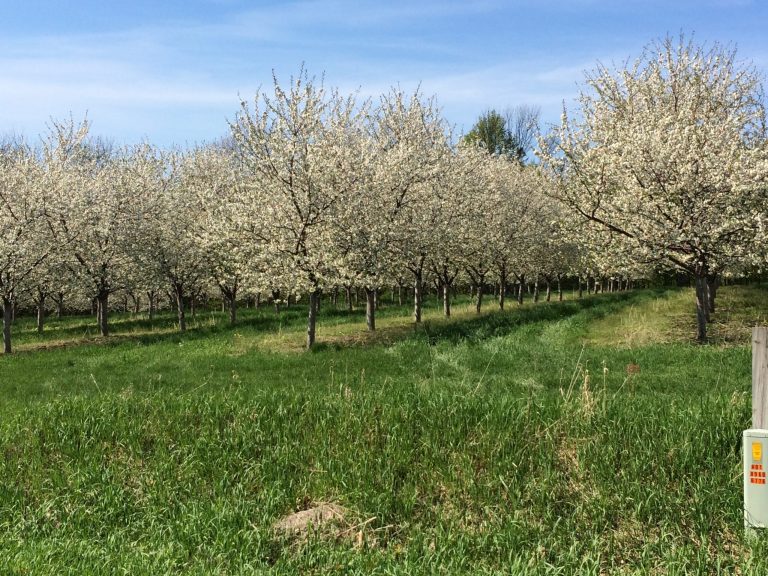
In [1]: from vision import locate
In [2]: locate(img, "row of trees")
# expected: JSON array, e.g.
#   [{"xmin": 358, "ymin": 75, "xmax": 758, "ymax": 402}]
[
  {"xmin": 1, "ymin": 36, "xmax": 766, "ymax": 352},
  {"xmin": 0, "ymin": 96, "xmax": 589, "ymax": 353}
]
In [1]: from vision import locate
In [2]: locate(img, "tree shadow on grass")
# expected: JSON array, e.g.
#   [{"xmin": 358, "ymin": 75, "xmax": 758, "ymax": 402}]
[
  {"xmin": 318, "ymin": 290, "xmax": 668, "ymax": 351},
  {"xmin": 413, "ymin": 291, "xmax": 654, "ymax": 346},
  {"xmin": 9, "ymin": 290, "xmax": 669, "ymax": 355}
]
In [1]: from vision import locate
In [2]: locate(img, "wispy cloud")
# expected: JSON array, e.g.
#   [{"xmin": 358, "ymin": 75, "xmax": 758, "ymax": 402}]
[{"xmin": 0, "ymin": 0, "xmax": 764, "ymax": 145}]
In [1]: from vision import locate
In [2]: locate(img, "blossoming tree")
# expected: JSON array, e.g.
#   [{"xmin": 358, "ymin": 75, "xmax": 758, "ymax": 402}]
[{"xmin": 540, "ymin": 36, "xmax": 768, "ymax": 341}]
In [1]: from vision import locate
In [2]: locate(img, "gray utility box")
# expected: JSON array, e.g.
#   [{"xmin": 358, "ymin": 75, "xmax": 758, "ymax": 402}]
[{"xmin": 744, "ymin": 429, "xmax": 768, "ymax": 528}]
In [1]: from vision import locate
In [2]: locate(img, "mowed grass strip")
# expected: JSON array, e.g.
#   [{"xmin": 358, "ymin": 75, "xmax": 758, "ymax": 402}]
[{"xmin": 0, "ymin": 287, "xmax": 764, "ymax": 574}]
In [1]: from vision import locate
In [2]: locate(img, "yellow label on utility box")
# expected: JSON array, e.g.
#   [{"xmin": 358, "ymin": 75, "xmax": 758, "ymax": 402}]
[{"xmin": 754, "ymin": 442, "xmax": 763, "ymax": 461}]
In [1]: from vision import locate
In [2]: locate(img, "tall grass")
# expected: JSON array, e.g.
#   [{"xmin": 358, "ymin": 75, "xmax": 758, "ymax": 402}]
[{"xmin": 0, "ymin": 287, "xmax": 764, "ymax": 574}]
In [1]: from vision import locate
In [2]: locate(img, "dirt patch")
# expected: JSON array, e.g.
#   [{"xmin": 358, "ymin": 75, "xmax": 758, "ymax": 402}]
[{"xmin": 272, "ymin": 503, "xmax": 347, "ymax": 535}]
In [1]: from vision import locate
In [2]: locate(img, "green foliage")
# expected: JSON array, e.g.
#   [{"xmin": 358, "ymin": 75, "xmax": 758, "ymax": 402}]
[
  {"xmin": 462, "ymin": 110, "xmax": 524, "ymax": 161},
  {"xmin": 0, "ymin": 288, "xmax": 764, "ymax": 573}
]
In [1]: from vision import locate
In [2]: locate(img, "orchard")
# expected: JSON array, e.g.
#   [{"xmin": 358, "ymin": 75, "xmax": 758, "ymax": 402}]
[{"xmin": 1, "ymin": 36, "xmax": 766, "ymax": 353}]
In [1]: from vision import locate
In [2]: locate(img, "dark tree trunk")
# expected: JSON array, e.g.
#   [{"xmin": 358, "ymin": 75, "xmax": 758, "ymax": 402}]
[
  {"xmin": 557, "ymin": 275, "xmax": 563, "ymax": 302},
  {"xmin": 517, "ymin": 274, "xmax": 525, "ymax": 305},
  {"xmin": 475, "ymin": 278, "xmax": 485, "ymax": 313},
  {"xmin": 533, "ymin": 280, "xmax": 540, "ymax": 303},
  {"xmin": 397, "ymin": 284, "xmax": 403, "ymax": 306},
  {"xmin": 221, "ymin": 282, "xmax": 238, "ymax": 325},
  {"xmin": 174, "ymin": 284, "xmax": 186, "ymax": 332},
  {"xmin": 578, "ymin": 276, "xmax": 583, "ymax": 299},
  {"xmin": 587, "ymin": 276, "xmax": 593, "ymax": 295},
  {"xmin": 255, "ymin": 293, "xmax": 261, "ymax": 309},
  {"xmin": 307, "ymin": 290, "xmax": 320, "ymax": 349},
  {"xmin": 54, "ymin": 292, "xmax": 64, "ymax": 319},
  {"xmin": 545, "ymin": 281, "xmax": 551, "ymax": 302},
  {"xmin": 345, "ymin": 286, "xmax": 353, "ymax": 313},
  {"xmin": 443, "ymin": 283, "xmax": 451, "ymax": 318},
  {"xmin": 146, "ymin": 291, "xmax": 156, "ymax": 321},
  {"xmin": 97, "ymin": 291, "xmax": 109, "ymax": 337},
  {"xmin": 2, "ymin": 296, "xmax": 12, "ymax": 354},
  {"xmin": 373, "ymin": 288, "xmax": 379, "ymax": 311},
  {"xmin": 36, "ymin": 291, "xmax": 46, "ymax": 334},
  {"xmin": 498, "ymin": 266, "xmax": 507, "ymax": 311},
  {"xmin": 365, "ymin": 287, "xmax": 376, "ymax": 331},
  {"xmin": 272, "ymin": 290, "xmax": 281, "ymax": 314},
  {"xmin": 229, "ymin": 297, "xmax": 236, "ymax": 325},
  {"xmin": 695, "ymin": 274, "xmax": 708, "ymax": 343}
]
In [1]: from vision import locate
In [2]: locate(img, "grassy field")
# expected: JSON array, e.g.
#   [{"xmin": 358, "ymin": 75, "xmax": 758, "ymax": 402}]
[{"xmin": 1, "ymin": 286, "xmax": 767, "ymax": 574}]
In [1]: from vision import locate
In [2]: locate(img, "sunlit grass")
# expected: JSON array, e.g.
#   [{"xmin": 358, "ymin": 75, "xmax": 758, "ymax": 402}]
[
  {"xmin": 585, "ymin": 288, "xmax": 690, "ymax": 347},
  {"xmin": 586, "ymin": 283, "xmax": 768, "ymax": 348},
  {"xmin": 0, "ymin": 286, "xmax": 765, "ymax": 574}
]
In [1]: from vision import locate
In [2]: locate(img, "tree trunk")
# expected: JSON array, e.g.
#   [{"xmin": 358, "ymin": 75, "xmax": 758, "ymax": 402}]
[
  {"xmin": 228, "ymin": 294, "xmax": 237, "ymax": 325},
  {"xmin": 272, "ymin": 290, "xmax": 281, "ymax": 314},
  {"xmin": 707, "ymin": 274, "xmax": 719, "ymax": 315},
  {"xmin": 545, "ymin": 281, "xmax": 551, "ymax": 302},
  {"xmin": 221, "ymin": 283, "xmax": 238, "ymax": 325},
  {"xmin": 307, "ymin": 290, "xmax": 320, "ymax": 349},
  {"xmin": 533, "ymin": 280, "xmax": 540, "ymax": 303},
  {"xmin": 365, "ymin": 287, "xmax": 376, "ymax": 331},
  {"xmin": 97, "ymin": 291, "xmax": 109, "ymax": 337},
  {"xmin": 413, "ymin": 271, "xmax": 423, "ymax": 323},
  {"xmin": 557, "ymin": 275, "xmax": 563, "ymax": 301},
  {"xmin": 397, "ymin": 284, "xmax": 403, "ymax": 306},
  {"xmin": 37, "ymin": 292, "xmax": 46, "ymax": 334},
  {"xmin": 517, "ymin": 275, "xmax": 525, "ymax": 305},
  {"xmin": 475, "ymin": 278, "xmax": 485, "ymax": 313},
  {"xmin": 578, "ymin": 276, "xmax": 583, "ymax": 299},
  {"xmin": 255, "ymin": 293, "xmax": 261, "ymax": 309},
  {"xmin": 55, "ymin": 292, "xmax": 64, "ymax": 318},
  {"xmin": 443, "ymin": 283, "xmax": 451, "ymax": 317},
  {"xmin": 147, "ymin": 291, "xmax": 156, "ymax": 321},
  {"xmin": 587, "ymin": 276, "xmax": 593, "ymax": 295},
  {"xmin": 694, "ymin": 275, "xmax": 708, "ymax": 343},
  {"xmin": 2, "ymin": 296, "xmax": 12, "ymax": 354},
  {"xmin": 174, "ymin": 284, "xmax": 186, "ymax": 332},
  {"xmin": 498, "ymin": 268, "xmax": 507, "ymax": 311},
  {"xmin": 345, "ymin": 286, "xmax": 353, "ymax": 313}
]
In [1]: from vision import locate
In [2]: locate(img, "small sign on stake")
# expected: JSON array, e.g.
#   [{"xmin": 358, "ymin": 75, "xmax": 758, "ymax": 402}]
[{"xmin": 746, "ymin": 327, "xmax": 768, "ymax": 531}]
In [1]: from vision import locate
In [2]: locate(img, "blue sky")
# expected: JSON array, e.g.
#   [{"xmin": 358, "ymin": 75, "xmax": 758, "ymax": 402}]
[{"xmin": 0, "ymin": 0, "xmax": 765, "ymax": 147}]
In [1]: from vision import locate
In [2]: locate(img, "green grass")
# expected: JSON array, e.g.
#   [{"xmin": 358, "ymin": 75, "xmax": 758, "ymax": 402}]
[{"xmin": 0, "ymin": 287, "xmax": 766, "ymax": 574}]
